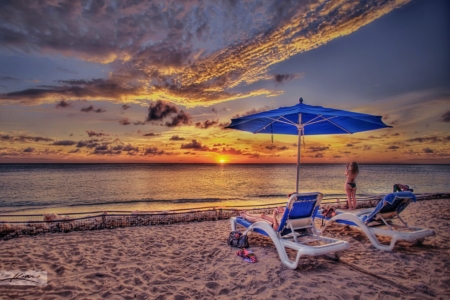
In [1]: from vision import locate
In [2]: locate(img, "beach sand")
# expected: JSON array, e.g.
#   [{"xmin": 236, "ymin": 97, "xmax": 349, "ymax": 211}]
[{"xmin": 0, "ymin": 199, "xmax": 449, "ymax": 299}]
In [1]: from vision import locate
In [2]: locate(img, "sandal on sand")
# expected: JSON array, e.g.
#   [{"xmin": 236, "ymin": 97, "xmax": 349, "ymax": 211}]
[
  {"xmin": 236, "ymin": 249, "xmax": 246, "ymax": 258},
  {"xmin": 236, "ymin": 249, "xmax": 257, "ymax": 263},
  {"xmin": 243, "ymin": 252, "xmax": 257, "ymax": 263}
]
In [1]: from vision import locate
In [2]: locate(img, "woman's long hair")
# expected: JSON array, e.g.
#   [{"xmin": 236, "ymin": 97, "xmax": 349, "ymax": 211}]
[{"xmin": 349, "ymin": 162, "xmax": 359, "ymax": 174}]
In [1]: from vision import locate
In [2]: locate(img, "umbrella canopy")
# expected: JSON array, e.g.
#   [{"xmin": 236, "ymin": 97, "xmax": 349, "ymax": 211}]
[{"xmin": 226, "ymin": 99, "xmax": 392, "ymax": 192}]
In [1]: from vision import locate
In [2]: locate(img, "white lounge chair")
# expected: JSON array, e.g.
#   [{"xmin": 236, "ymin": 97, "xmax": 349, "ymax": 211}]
[
  {"xmin": 230, "ymin": 192, "xmax": 350, "ymax": 269},
  {"xmin": 318, "ymin": 192, "xmax": 435, "ymax": 251}
]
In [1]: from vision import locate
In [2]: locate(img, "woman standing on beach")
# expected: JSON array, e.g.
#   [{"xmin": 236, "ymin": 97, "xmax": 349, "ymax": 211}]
[{"xmin": 345, "ymin": 162, "xmax": 359, "ymax": 210}]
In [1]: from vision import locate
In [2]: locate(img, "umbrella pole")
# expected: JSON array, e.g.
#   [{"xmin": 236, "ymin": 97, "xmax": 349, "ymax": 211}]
[{"xmin": 296, "ymin": 114, "xmax": 302, "ymax": 193}]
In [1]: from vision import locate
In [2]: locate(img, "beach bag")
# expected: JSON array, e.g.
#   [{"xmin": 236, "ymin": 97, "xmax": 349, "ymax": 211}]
[{"xmin": 227, "ymin": 231, "xmax": 249, "ymax": 248}]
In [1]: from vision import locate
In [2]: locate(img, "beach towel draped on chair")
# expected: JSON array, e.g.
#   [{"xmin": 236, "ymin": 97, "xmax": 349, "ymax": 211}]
[
  {"xmin": 230, "ymin": 192, "xmax": 349, "ymax": 269},
  {"xmin": 318, "ymin": 192, "xmax": 435, "ymax": 251}
]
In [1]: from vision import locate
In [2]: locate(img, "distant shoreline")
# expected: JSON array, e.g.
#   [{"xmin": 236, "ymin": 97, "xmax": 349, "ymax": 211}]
[{"xmin": 1, "ymin": 162, "xmax": 450, "ymax": 165}]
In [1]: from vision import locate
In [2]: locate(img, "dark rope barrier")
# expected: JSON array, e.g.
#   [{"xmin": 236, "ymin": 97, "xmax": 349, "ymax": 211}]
[{"xmin": 0, "ymin": 193, "xmax": 447, "ymax": 241}]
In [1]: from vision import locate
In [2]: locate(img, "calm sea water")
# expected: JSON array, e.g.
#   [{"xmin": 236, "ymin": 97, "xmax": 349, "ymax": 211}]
[{"xmin": 0, "ymin": 164, "xmax": 448, "ymax": 214}]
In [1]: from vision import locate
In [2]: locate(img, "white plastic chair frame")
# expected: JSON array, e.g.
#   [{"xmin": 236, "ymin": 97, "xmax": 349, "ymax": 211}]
[
  {"xmin": 231, "ymin": 192, "xmax": 349, "ymax": 269},
  {"xmin": 320, "ymin": 196, "xmax": 435, "ymax": 251}
]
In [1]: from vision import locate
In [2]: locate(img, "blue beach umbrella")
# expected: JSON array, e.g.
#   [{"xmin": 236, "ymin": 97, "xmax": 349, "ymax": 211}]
[{"xmin": 226, "ymin": 98, "xmax": 391, "ymax": 192}]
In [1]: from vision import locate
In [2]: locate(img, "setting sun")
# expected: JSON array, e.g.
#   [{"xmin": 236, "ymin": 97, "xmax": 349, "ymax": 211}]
[{"xmin": 219, "ymin": 158, "xmax": 227, "ymax": 164}]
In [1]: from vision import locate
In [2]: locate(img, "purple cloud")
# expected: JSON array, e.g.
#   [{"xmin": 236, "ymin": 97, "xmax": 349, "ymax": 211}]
[
  {"xmin": 180, "ymin": 139, "xmax": 208, "ymax": 150},
  {"xmin": 144, "ymin": 147, "xmax": 165, "ymax": 156},
  {"xmin": 119, "ymin": 118, "xmax": 131, "ymax": 125},
  {"xmin": 170, "ymin": 135, "xmax": 185, "ymax": 141},
  {"xmin": 143, "ymin": 132, "xmax": 160, "ymax": 137},
  {"xmin": 52, "ymin": 140, "xmax": 77, "ymax": 146},
  {"xmin": 56, "ymin": 100, "xmax": 71, "ymax": 108},
  {"xmin": 81, "ymin": 105, "xmax": 106, "ymax": 113},
  {"xmin": 86, "ymin": 130, "xmax": 109, "ymax": 137},
  {"xmin": 439, "ymin": 111, "xmax": 450, "ymax": 123}
]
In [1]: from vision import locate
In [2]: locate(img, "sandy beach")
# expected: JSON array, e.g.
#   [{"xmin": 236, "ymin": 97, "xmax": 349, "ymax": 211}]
[{"xmin": 1, "ymin": 198, "xmax": 449, "ymax": 300}]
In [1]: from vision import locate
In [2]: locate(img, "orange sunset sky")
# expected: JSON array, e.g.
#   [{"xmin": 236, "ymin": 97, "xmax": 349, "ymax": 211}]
[{"xmin": 0, "ymin": 0, "xmax": 449, "ymax": 164}]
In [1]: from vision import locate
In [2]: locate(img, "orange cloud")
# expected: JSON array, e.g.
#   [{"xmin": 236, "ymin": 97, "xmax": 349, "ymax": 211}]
[{"xmin": 0, "ymin": 0, "xmax": 411, "ymax": 106}]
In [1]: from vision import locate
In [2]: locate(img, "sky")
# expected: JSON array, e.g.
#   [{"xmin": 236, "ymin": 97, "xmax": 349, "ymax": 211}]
[{"xmin": 0, "ymin": 0, "xmax": 449, "ymax": 164}]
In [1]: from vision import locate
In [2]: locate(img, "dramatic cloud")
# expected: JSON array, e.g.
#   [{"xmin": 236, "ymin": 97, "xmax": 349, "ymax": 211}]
[
  {"xmin": 180, "ymin": 139, "xmax": 208, "ymax": 150},
  {"xmin": 52, "ymin": 140, "xmax": 77, "ymax": 146},
  {"xmin": 0, "ymin": 78, "xmax": 144, "ymax": 104},
  {"xmin": 388, "ymin": 145, "xmax": 399, "ymax": 150},
  {"xmin": 86, "ymin": 130, "xmax": 109, "ymax": 137},
  {"xmin": 111, "ymin": 144, "xmax": 139, "ymax": 152},
  {"xmin": 264, "ymin": 144, "xmax": 289, "ymax": 151},
  {"xmin": 92, "ymin": 144, "xmax": 121, "ymax": 155},
  {"xmin": 308, "ymin": 146, "xmax": 329, "ymax": 152},
  {"xmin": 423, "ymin": 147, "xmax": 434, "ymax": 153},
  {"xmin": 165, "ymin": 110, "xmax": 191, "ymax": 127},
  {"xmin": 144, "ymin": 147, "xmax": 165, "ymax": 156},
  {"xmin": 81, "ymin": 105, "xmax": 106, "ymax": 113},
  {"xmin": 232, "ymin": 106, "xmax": 273, "ymax": 118},
  {"xmin": 76, "ymin": 139, "xmax": 100, "ymax": 149},
  {"xmin": 0, "ymin": 0, "xmax": 410, "ymax": 106},
  {"xmin": 195, "ymin": 119, "xmax": 221, "ymax": 129},
  {"xmin": 170, "ymin": 135, "xmax": 185, "ymax": 141},
  {"xmin": 248, "ymin": 153, "xmax": 260, "ymax": 159},
  {"xmin": 406, "ymin": 135, "xmax": 449, "ymax": 144},
  {"xmin": 119, "ymin": 118, "xmax": 131, "ymax": 125},
  {"xmin": 0, "ymin": 133, "xmax": 53, "ymax": 143},
  {"xmin": 133, "ymin": 121, "xmax": 146, "ymax": 125},
  {"xmin": 220, "ymin": 147, "xmax": 243, "ymax": 155},
  {"xmin": 274, "ymin": 73, "xmax": 302, "ymax": 84},
  {"xmin": 143, "ymin": 133, "xmax": 160, "ymax": 137},
  {"xmin": 122, "ymin": 144, "xmax": 139, "ymax": 152},
  {"xmin": 23, "ymin": 147, "xmax": 35, "ymax": 152},
  {"xmin": 147, "ymin": 101, "xmax": 192, "ymax": 127},
  {"xmin": 439, "ymin": 111, "xmax": 450, "ymax": 123},
  {"xmin": 55, "ymin": 100, "xmax": 71, "ymax": 108}
]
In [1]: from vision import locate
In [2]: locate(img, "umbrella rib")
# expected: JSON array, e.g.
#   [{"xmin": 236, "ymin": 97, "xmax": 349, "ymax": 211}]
[
  {"xmin": 302, "ymin": 115, "xmax": 326, "ymax": 125},
  {"xmin": 325, "ymin": 118, "xmax": 352, "ymax": 133},
  {"xmin": 303, "ymin": 115, "xmax": 338, "ymax": 126},
  {"xmin": 303, "ymin": 115, "xmax": 352, "ymax": 133},
  {"xmin": 254, "ymin": 116, "xmax": 297, "ymax": 134},
  {"xmin": 254, "ymin": 119, "xmax": 277, "ymax": 134},
  {"xmin": 278, "ymin": 116, "xmax": 297, "ymax": 124},
  {"xmin": 267, "ymin": 116, "xmax": 297, "ymax": 126},
  {"xmin": 269, "ymin": 116, "xmax": 297, "ymax": 126}
]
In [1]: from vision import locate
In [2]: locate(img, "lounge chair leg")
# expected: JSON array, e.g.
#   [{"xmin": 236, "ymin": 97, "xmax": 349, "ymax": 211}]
[
  {"xmin": 335, "ymin": 251, "xmax": 342, "ymax": 261},
  {"xmin": 416, "ymin": 238, "xmax": 424, "ymax": 245},
  {"xmin": 230, "ymin": 217, "xmax": 237, "ymax": 231}
]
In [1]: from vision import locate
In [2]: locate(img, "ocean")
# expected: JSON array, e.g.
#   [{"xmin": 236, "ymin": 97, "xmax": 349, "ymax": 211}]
[{"xmin": 0, "ymin": 163, "xmax": 449, "ymax": 214}]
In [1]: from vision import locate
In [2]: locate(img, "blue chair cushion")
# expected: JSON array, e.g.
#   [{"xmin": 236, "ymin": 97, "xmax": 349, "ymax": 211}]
[{"xmin": 236, "ymin": 216, "xmax": 270, "ymax": 236}]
